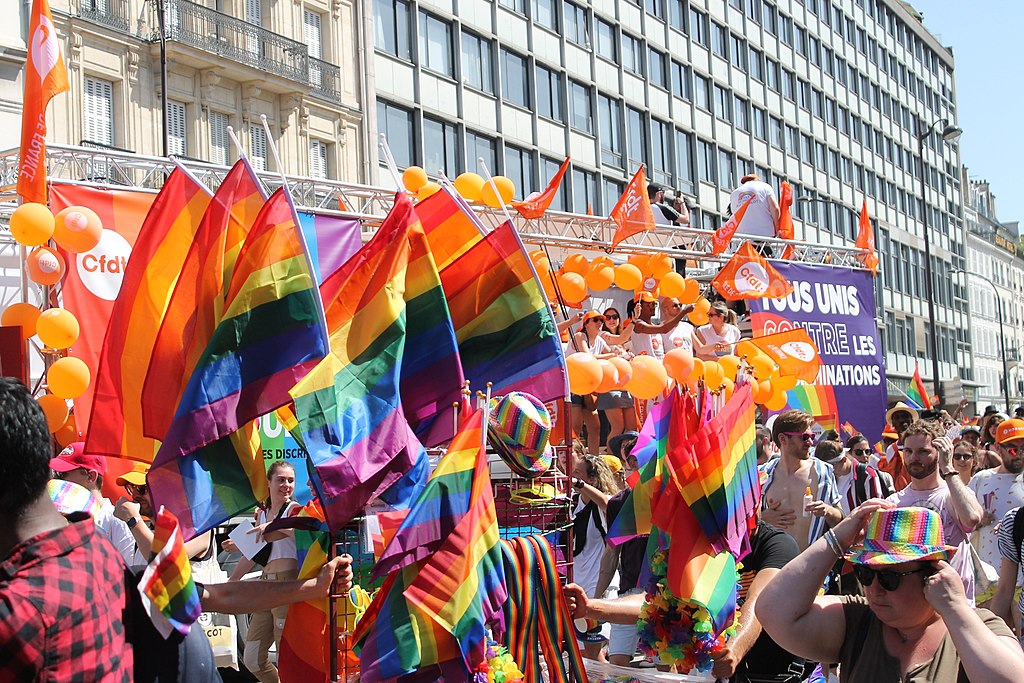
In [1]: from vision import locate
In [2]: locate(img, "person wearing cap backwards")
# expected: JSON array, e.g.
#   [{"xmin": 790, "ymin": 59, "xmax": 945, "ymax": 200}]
[
  {"xmin": 968, "ymin": 418, "xmax": 1024, "ymax": 606},
  {"xmin": 49, "ymin": 440, "xmax": 137, "ymax": 566},
  {"xmin": 757, "ymin": 502, "xmax": 1024, "ymax": 682}
]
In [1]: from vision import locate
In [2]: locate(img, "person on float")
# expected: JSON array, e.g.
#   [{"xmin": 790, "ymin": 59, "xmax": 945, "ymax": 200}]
[
  {"xmin": 628, "ymin": 291, "xmax": 692, "ymax": 360},
  {"xmin": 597, "ymin": 306, "xmax": 637, "ymax": 447},
  {"xmin": 571, "ymin": 310, "xmax": 620, "ymax": 455},
  {"xmin": 693, "ymin": 301, "xmax": 742, "ymax": 361},
  {"xmin": 730, "ymin": 173, "xmax": 781, "ymax": 242}
]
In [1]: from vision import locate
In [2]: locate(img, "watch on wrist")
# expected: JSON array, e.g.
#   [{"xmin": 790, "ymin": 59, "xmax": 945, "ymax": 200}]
[
  {"xmin": 126, "ymin": 516, "xmax": 139, "ymax": 530},
  {"xmin": 572, "ymin": 477, "xmax": 585, "ymax": 490}
]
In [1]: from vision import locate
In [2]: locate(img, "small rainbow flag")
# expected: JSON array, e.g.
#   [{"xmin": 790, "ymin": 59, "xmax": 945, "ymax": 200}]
[
  {"xmin": 907, "ymin": 364, "xmax": 932, "ymax": 410},
  {"xmin": 137, "ymin": 507, "xmax": 202, "ymax": 638},
  {"xmin": 785, "ymin": 383, "xmax": 839, "ymax": 423}
]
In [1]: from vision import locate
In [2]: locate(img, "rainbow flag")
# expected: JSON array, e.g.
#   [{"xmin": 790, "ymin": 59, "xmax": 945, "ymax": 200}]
[
  {"xmin": 416, "ymin": 188, "xmax": 568, "ymax": 402},
  {"xmin": 785, "ymin": 383, "xmax": 839, "ymax": 423},
  {"xmin": 156, "ymin": 187, "xmax": 329, "ymax": 460},
  {"xmin": 137, "ymin": 507, "xmax": 202, "ymax": 638},
  {"xmin": 357, "ymin": 409, "xmax": 506, "ymax": 679},
  {"xmin": 85, "ymin": 167, "xmax": 213, "ymax": 461},
  {"xmin": 141, "ymin": 158, "xmax": 266, "ymax": 440},
  {"xmin": 289, "ymin": 193, "xmax": 464, "ymax": 531},
  {"xmin": 842, "ymin": 421, "xmax": 857, "ymax": 437},
  {"xmin": 907, "ymin": 364, "xmax": 932, "ymax": 409}
]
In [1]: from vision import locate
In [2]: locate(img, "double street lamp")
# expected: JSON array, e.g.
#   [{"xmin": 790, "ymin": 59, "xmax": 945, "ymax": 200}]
[
  {"xmin": 916, "ymin": 117, "xmax": 962, "ymax": 405},
  {"xmin": 952, "ymin": 269, "xmax": 1012, "ymax": 414}
]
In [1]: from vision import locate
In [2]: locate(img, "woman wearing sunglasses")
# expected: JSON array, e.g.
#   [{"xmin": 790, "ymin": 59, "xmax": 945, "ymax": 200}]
[{"xmin": 757, "ymin": 502, "xmax": 1024, "ymax": 682}]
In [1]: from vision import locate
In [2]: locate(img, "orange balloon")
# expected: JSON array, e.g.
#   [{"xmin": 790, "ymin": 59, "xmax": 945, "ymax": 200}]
[
  {"xmin": 614, "ymin": 264, "xmax": 643, "ymax": 290},
  {"xmin": 688, "ymin": 309, "xmax": 709, "ymax": 326},
  {"xmin": 481, "ymin": 176, "xmax": 516, "ymax": 207},
  {"xmin": 48, "ymin": 356, "xmax": 91, "ymax": 399},
  {"xmin": 585, "ymin": 265, "xmax": 615, "ymax": 291},
  {"xmin": 566, "ymin": 352, "xmax": 603, "ymax": 394},
  {"xmin": 750, "ymin": 354, "xmax": 777, "ymax": 379},
  {"xmin": 680, "ymin": 278, "xmax": 701, "ymax": 305},
  {"xmin": 688, "ymin": 357, "xmax": 706, "ymax": 382},
  {"xmin": 650, "ymin": 254, "xmax": 674, "ymax": 278},
  {"xmin": 659, "ymin": 271, "xmax": 685, "ymax": 298},
  {"xmin": 695, "ymin": 297, "xmax": 712, "ymax": 314},
  {"xmin": 36, "ymin": 308, "xmax": 79, "ymax": 350},
  {"xmin": 53, "ymin": 206, "xmax": 102, "ymax": 253},
  {"xmin": 454, "ymin": 173, "xmax": 485, "ymax": 201},
  {"xmin": 663, "ymin": 348, "xmax": 695, "ymax": 383},
  {"xmin": 595, "ymin": 359, "xmax": 620, "ymax": 393},
  {"xmin": 563, "ymin": 253, "xmax": 591, "ymax": 276},
  {"xmin": 626, "ymin": 356, "xmax": 669, "ymax": 400},
  {"xmin": 591, "ymin": 255, "xmax": 613, "ymax": 269},
  {"xmin": 735, "ymin": 339, "xmax": 758, "ymax": 359},
  {"xmin": 27, "ymin": 247, "xmax": 66, "ymax": 286},
  {"xmin": 10, "ymin": 202, "xmax": 55, "ymax": 247},
  {"xmin": 2, "ymin": 302, "xmax": 41, "ymax": 338},
  {"xmin": 774, "ymin": 374, "xmax": 798, "ymax": 391},
  {"xmin": 719, "ymin": 354, "xmax": 741, "ymax": 381},
  {"xmin": 37, "ymin": 393, "xmax": 69, "ymax": 432},
  {"xmin": 54, "ymin": 413, "xmax": 80, "ymax": 447},
  {"xmin": 417, "ymin": 182, "xmax": 441, "ymax": 201},
  {"xmin": 557, "ymin": 272, "xmax": 588, "ymax": 303},
  {"xmin": 627, "ymin": 254, "xmax": 651, "ymax": 275},
  {"xmin": 753, "ymin": 379, "xmax": 773, "ymax": 404},
  {"xmin": 703, "ymin": 360, "xmax": 725, "ymax": 388},
  {"xmin": 541, "ymin": 274, "xmax": 557, "ymax": 301},
  {"xmin": 764, "ymin": 384, "xmax": 789, "ymax": 411},
  {"xmin": 608, "ymin": 356, "xmax": 632, "ymax": 389},
  {"xmin": 533, "ymin": 254, "xmax": 552, "ymax": 276},
  {"xmin": 402, "ymin": 166, "xmax": 428, "ymax": 192}
]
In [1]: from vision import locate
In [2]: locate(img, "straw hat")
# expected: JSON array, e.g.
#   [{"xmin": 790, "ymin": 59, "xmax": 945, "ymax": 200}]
[
  {"xmin": 487, "ymin": 392, "xmax": 553, "ymax": 478},
  {"xmin": 885, "ymin": 402, "xmax": 919, "ymax": 424},
  {"xmin": 846, "ymin": 507, "xmax": 957, "ymax": 566}
]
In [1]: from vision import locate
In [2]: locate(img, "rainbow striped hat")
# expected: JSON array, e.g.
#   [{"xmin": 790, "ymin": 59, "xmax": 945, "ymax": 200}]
[
  {"xmin": 846, "ymin": 507, "xmax": 957, "ymax": 566},
  {"xmin": 487, "ymin": 392, "xmax": 553, "ymax": 478}
]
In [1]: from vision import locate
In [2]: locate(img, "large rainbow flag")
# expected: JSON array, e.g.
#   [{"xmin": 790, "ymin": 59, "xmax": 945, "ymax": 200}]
[
  {"xmin": 137, "ymin": 507, "xmax": 202, "ymax": 638},
  {"xmin": 785, "ymin": 382, "xmax": 839, "ymax": 427},
  {"xmin": 289, "ymin": 192, "xmax": 464, "ymax": 531},
  {"xmin": 415, "ymin": 188, "xmax": 568, "ymax": 402},
  {"xmin": 85, "ymin": 167, "xmax": 213, "ymax": 462}
]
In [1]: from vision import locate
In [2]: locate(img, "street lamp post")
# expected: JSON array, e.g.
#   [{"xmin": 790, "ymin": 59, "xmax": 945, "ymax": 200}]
[
  {"xmin": 916, "ymin": 117, "xmax": 962, "ymax": 406},
  {"xmin": 953, "ymin": 269, "xmax": 1011, "ymax": 414}
]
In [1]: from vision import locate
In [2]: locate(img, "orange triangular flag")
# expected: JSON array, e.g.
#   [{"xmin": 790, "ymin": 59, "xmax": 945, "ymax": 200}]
[
  {"xmin": 856, "ymin": 198, "xmax": 879, "ymax": 275},
  {"xmin": 777, "ymin": 181, "xmax": 795, "ymax": 258},
  {"xmin": 711, "ymin": 241, "xmax": 793, "ymax": 301},
  {"xmin": 747, "ymin": 328, "xmax": 822, "ymax": 384},
  {"xmin": 711, "ymin": 197, "xmax": 754, "ymax": 254},
  {"xmin": 18, "ymin": 0, "xmax": 69, "ymax": 204},
  {"xmin": 610, "ymin": 166, "xmax": 656, "ymax": 250},
  {"xmin": 513, "ymin": 157, "xmax": 570, "ymax": 219}
]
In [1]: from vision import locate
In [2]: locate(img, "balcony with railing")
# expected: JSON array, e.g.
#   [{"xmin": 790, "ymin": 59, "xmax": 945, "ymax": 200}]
[{"xmin": 77, "ymin": 0, "xmax": 132, "ymax": 32}]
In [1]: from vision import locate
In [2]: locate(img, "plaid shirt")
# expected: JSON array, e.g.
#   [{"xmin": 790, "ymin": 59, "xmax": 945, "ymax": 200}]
[{"xmin": 0, "ymin": 513, "xmax": 132, "ymax": 682}]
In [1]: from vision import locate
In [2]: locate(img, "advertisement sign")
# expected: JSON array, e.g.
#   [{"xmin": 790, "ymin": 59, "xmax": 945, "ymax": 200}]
[{"xmin": 748, "ymin": 262, "xmax": 886, "ymax": 442}]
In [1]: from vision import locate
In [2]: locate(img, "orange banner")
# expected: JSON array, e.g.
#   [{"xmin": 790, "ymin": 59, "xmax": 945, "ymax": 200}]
[
  {"xmin": 610, "ymin": 166, "xmax": 656, "ymax": 249},
  {"xmin": 711, "ymin": 197, "xmax": 753, "ymax": 255},
  {"xmin": 711, "ymin": 241, "xmax": 793, "ymax": 301},
  {"xmin": 512, "ymin": 157, "xmax": 569, "ymax": 220},
  {"xmin": 18, "ymin": 0, "xmax": 69, "ymax": 203},
  {"xmin": 777, "ymin": 181, "xmax": 794, "ymax": 244},
  {"xmin": 856, "ymin": 198, "xmax": 878, "ymax": 275},
  {"xmin": 747, "ymin": 327, "xmax": 821, "ymax": 384}
]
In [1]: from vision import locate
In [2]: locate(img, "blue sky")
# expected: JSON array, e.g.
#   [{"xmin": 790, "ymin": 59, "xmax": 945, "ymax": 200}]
[{"xmin": 910, "ymin": 1, "xmax": 1024, "ymax": 230}]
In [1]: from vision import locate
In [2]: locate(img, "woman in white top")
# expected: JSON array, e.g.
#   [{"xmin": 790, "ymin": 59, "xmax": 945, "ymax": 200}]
[
  {"xmin": 693, "ymin": 302, "xmax": 743, "ymax": 361},
  {"xmin": 225, "ymin": 461, "xmax": 300, "ymax": 683},
  {"xmin": 573, "ymin": 311, "xmax": 618, "ymax": 456},
  {"xmin": 598, "ymin": 307, "xmax": 638, "ymax": 443}
]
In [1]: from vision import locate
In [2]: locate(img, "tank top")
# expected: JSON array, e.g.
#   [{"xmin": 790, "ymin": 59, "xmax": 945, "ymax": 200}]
[{"xmin": 257, "ymin": 501, "xmax": 300, "ymax": 564}]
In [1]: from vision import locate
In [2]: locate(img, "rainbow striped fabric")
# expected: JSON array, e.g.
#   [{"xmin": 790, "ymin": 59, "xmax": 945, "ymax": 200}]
[
  {"xmin": 785, "ymin": 382, "xmax": 839, "ymax": 425},
  {"xmin": 357, "ymin": 409, "xmax": 507, "ymax": 680},
  {"xmin": 289, "ymin": 192, "xmax": 464, "ymax": 531},
  {"xmin": 416, "ymin": 188, "xmax": 568, "ymax": 402},
  {"xmin": 137, "ymin": 507, "xmax": 202, "ymax": 638},
  {"xmin": 85, "ymin": 167, "xmax": 213, "ymax": 462},
  {"xmin": 907, "ymin": 364, "xmax": 932, "ymax": 410}
]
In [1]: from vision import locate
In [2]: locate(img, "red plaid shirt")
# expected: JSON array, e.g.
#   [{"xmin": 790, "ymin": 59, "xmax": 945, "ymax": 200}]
[{"xmin": 0, "ymin": 513, "xmax": 132, "ymax": 682}]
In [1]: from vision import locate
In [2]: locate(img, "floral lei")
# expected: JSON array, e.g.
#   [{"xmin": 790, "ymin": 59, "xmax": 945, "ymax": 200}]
[{"xmin": 473, "ymin": 643, "xmax": 525, "ymax": 683}]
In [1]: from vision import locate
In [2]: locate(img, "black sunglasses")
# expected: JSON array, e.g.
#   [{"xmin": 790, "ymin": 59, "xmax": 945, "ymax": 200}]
[
  {"xmin": 953, "ymin": 452, "xmax": 974, "ymax": 461},
  {"xmin": 853, "ymin": 448, "xmax": 871, "ymax": 455},
  {"xmin": 126, "ymin": 483, "xmax": 148, "ymax": 495},
  {"xmin": 605, "ymin": 313, "xmax": 619, "ymax": 320},
  {"xmin": 853, "ymin": 565, "xmax": 930, "ymax": 591}
]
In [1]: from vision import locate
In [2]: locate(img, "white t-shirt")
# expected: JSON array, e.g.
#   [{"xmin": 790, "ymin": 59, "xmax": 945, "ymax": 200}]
[
  {"xmin": 696, "ymin": 324, "xmax": 742, "ymax": 356},
  {"xmin": 95, "ymin": 498, "xmax": 140, "ymax": 568},
  {"xmin": 664, "ymin": 321, "xmax": 695, "ymax": 353},
  {"xmin": 630, "ymin": 331, "xmax": 664, "ymax": 359},
  {"xmin": 969, "ymin": 470, "xmax": 1024, "ymax": 570},
  {"xmin": 573, "ymin": 498, "xmax": 608, "ymax": 597},
  {"xmin": 730, "ymin": 180, "xmax": 777, "ymax": 238}
]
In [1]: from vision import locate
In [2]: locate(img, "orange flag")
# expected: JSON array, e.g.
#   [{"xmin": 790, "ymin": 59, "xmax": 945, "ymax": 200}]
[
  {"xmin": 777, "ymin": 181, "xmax": 797, "ymax": 259},
  {"xmin": 711, "ymin": 197, "xmax": 753, "ymax": 254},
  {"xmin": 610, "ymin": 166, "xmax": 656, "ymax": 250},
  {"xmin": 18, "ymin": 0, "xmax": 69, "ymax": 204},
  {"xmin": 747, "ymin": 328, "xmax": 821, "ymax": 384},
  {"xmin": 856, "ymin": 198, "xmax": 879, "ymax": 275},
  {"xmin": 512, "ymin": 157, "xmax": 569, "ymax": 219},
  {"xmin": 711, "ymin": 241, "xmax": 793, "ymax": 301}
]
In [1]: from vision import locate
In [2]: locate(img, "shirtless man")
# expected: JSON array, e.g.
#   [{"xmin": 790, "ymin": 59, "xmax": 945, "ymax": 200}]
[{"xmin": 759, "ymin": 409, "xmax": 843, "ymax": 551}]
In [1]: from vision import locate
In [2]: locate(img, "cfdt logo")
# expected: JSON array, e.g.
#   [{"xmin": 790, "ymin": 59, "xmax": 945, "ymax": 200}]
[
  {"xmin": 76, "ymin": 229, "xmax": 132, "ymax": 301},
  {"xmin": 780, "ymin": 341, "xmax": 816, "ymax": 362},
  {"xmin": 734, "ymin": 262, "xmax": 770, "ymax": 296}
]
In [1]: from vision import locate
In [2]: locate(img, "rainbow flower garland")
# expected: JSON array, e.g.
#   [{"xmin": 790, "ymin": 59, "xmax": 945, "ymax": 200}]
[
  {"xmin": 473, "ymin": 644, "xmax": 525, "ymax": 683},
  {"xmin": 636, "ymin": 549, "xmax": 738, "ymax": 673}
]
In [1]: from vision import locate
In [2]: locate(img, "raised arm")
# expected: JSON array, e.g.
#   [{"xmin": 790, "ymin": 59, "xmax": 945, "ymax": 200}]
[
  {"xmin": 632, "ymin": 305, "xmax": 693, "ymax": 335},
  {"xmin": 202, "ymin": 555, "xmax": 352, "ymax": 614},
  {"xmin": 936, "ymin": 437, "xmax": 983, "ymax": 530}
]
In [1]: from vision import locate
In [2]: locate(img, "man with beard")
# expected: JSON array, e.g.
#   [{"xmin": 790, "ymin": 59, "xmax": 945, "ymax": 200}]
[
  {"xmin": 969, "ymin": 419, "xmax": 1024, "ymax": 604},
  {"xmin": 876, "ymin": 402, "xmax": 918, "ymax": 490}
]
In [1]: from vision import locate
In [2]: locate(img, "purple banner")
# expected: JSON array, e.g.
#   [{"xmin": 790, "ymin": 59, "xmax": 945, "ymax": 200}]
[{"xmin": 748, "ymin": 262, "xmax": 886, "ymax": 443}]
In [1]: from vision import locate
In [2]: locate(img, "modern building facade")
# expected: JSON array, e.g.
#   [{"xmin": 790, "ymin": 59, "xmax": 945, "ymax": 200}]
[
  {"xmin": 371, "ymin": 0, "xmax": 972, "ymax": 404},
  {"xmin": 1, "ymin": 0, "xmax": 370, "ymax": 180},
  {"xmin": 963, "ymin": 173, "xmax": 1024, "ymax": 413}
]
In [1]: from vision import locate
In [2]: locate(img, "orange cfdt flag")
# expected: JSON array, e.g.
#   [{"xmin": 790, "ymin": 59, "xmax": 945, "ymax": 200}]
[
  {"xmin": 711, "ymin": 241, "xmax": 793, "ymax": 301},
  {"xmin": 748, "ymin": 328, "xmax": 822, "ymax": 384},
  {"xmin": 778, "ymin": 181, "xmax": 796, "ymax": 259},
  {"xmin": 512, "ymin": 157, "xmax": 569, "ymax": 219},
  {"xmin": 18, "ymin": 0, "xmax": 69, "ymax": 204},
  {"xmin": 856, "ymin": 198, "xmax": 879, "ymax": 275},
  {"xmin": 610, "ymin": 166, "xmax": 656, "ymax": 250},
  {"xmin": 711, "ymin": 197, "xmax": 754, "ymax": 255}
]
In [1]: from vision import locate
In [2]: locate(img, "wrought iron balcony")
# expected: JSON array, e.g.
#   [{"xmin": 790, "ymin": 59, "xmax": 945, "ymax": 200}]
[
  {"xmin": 309, "ymin": 57, "xmax": 341, "ymax": 100},
  {"xmin": 78, "ymin": 0, "xmax": 132, "ymax": 32}
]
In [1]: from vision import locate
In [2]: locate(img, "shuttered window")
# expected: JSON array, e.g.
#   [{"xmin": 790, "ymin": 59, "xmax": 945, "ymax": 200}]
[
  {"xmin": 250, "ymin": 125, "xmax": 267, "ymax": 171},
  {"xmin": 167, "ymin": 101, "xmax": 187, "ymax": 156},
  {"xmin": 209, "ymin": 111, "xmax": 229, "ymax": 165},
  {"xmin": 309, "ymin": 139, "xmax": 328, "ymax": 178},
  {"xmin": 83, "ymin": 77, "xmax": 114, "ymax": 146}
]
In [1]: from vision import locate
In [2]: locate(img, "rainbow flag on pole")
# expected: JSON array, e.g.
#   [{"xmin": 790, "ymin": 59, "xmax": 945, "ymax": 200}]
[
  {"xmin": 907, "ymin": 364, "xmax": 932, "ymax": 409},
  {"xmin": 137, "ymin": 507, "xmax": 202, "ymax": 638}
]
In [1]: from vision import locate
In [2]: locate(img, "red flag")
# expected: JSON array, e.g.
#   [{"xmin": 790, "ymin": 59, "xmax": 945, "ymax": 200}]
[
  {"xmin": 711, "ymin": 197, "xmax": 754, "ymax": 254},
  {"xmin": 856, "ymin": 198, "xmax": 879, "ymax": 275},
  {"xmin": 512, "ymin": 157, "xmax": 569, "ymax": 219},
  {"xmin": 711, "ymin": 241, "xmax": 793, "ymax": 301},
  {"xmin": 610, "ymin": 166, "xmax": 656, "ymax": 249},
  {"xmin": 18, "ymin": 0, "xmax": 69, "ymax": 203}
]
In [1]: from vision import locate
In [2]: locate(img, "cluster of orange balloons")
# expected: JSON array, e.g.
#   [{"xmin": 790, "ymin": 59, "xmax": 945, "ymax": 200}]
[
  {"xmin": 401, "ymin": 166, "xmax": 517, "ymax": 208},
  {"xmin": 565, "ymin": 352, "xmax": 669, "ymax": 401},
  {"xmin": 10, "ymin": 203, "xmax": 103, "ymax": 287}
]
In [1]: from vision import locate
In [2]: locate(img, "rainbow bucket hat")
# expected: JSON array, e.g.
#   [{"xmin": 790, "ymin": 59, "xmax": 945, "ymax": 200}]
[
  {"xmin": 487, "ymin": 392, "xmax": 553, "ymax": 478},
  {"xmin": 845, "ymin": 507, "xmax": 957, "ymax": 566}
]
